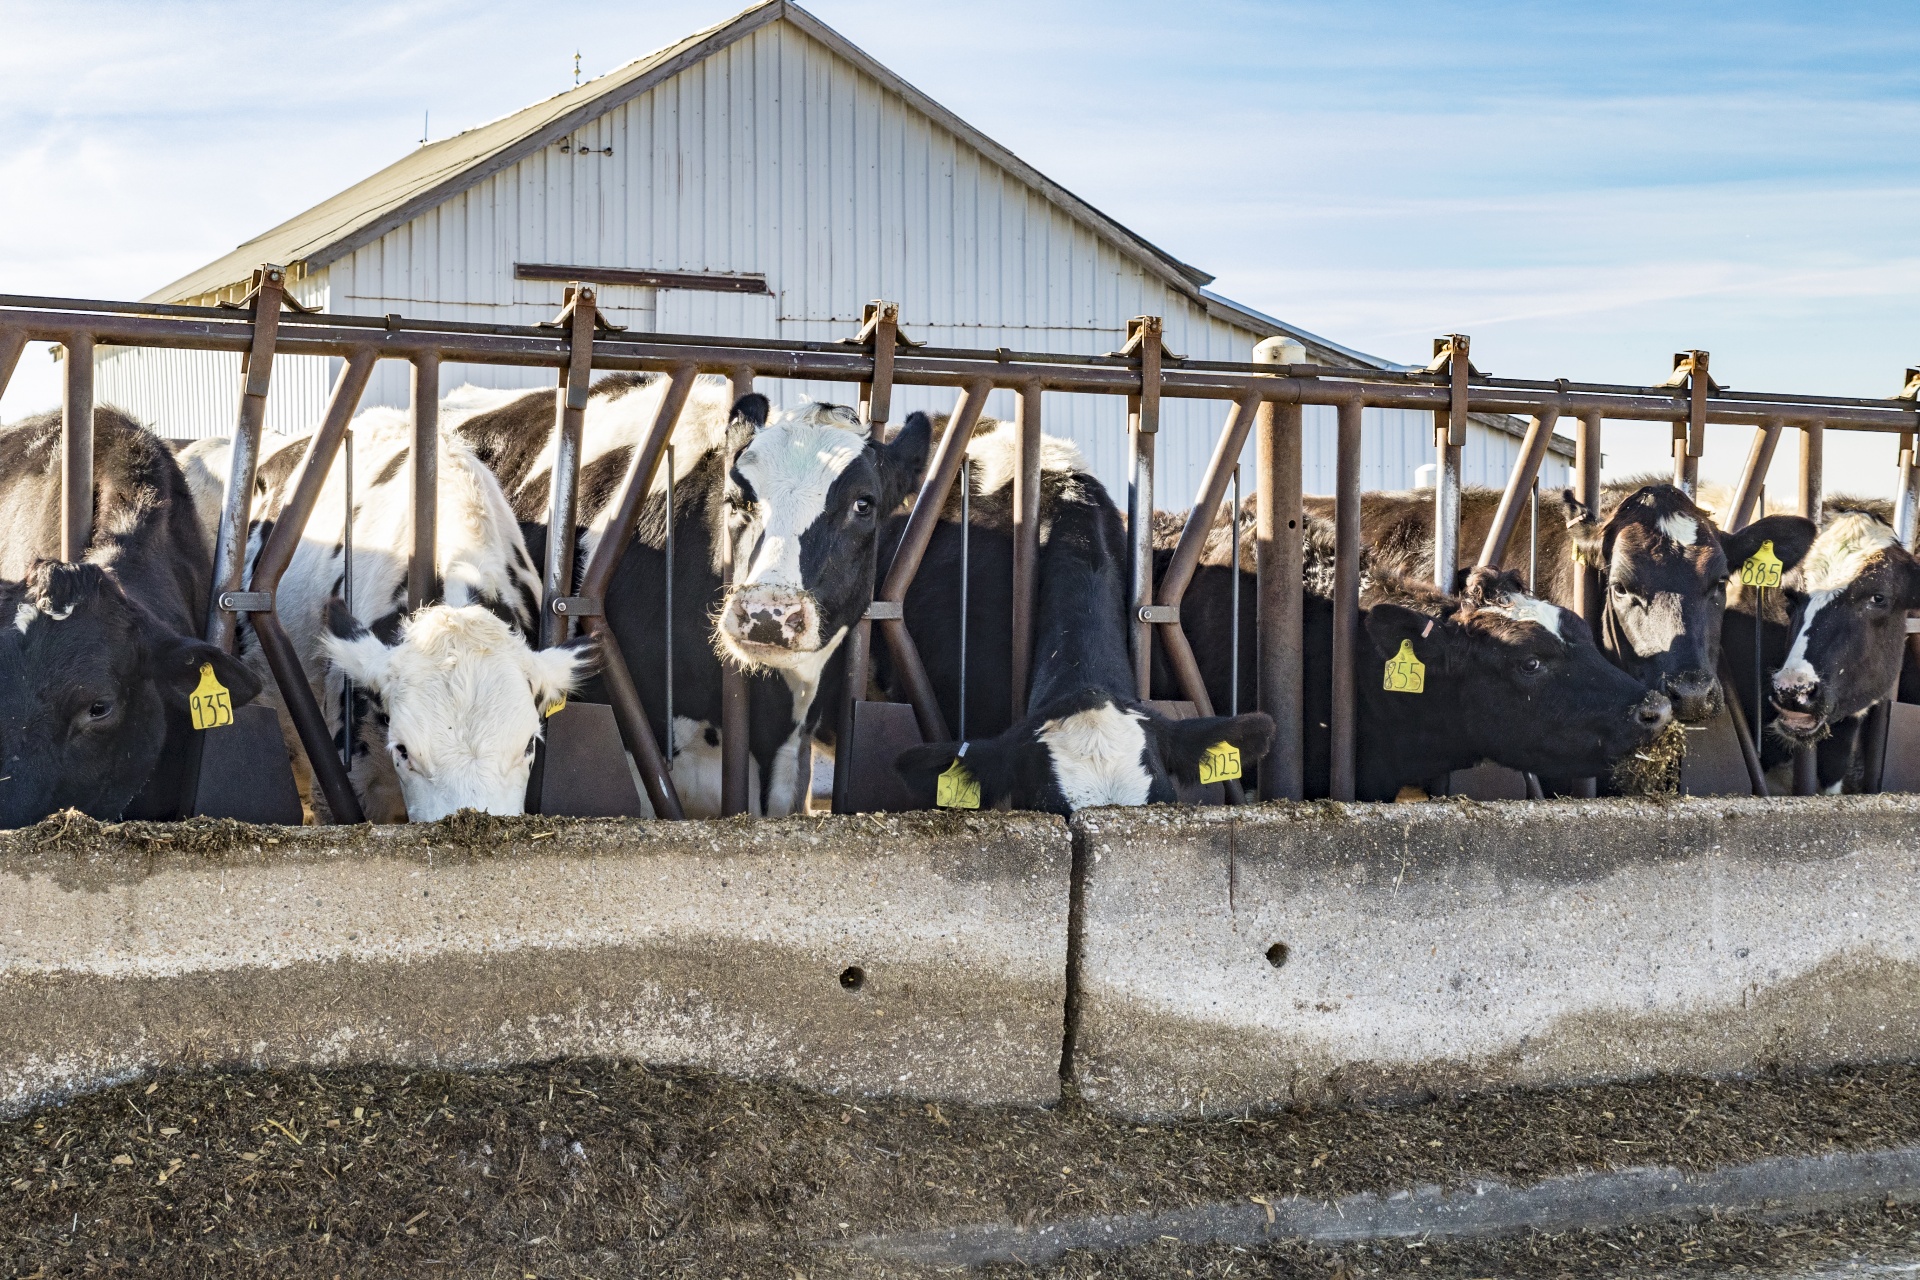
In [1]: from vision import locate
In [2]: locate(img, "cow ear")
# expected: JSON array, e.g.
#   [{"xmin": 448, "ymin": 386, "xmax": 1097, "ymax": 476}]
[
  {"xmin": 1156, "ymin": 712, "xmax": 1275, "ymax": 786},
  {"xmin": 1366, "ymin": 603, "xmax": 1452, "ymax": 669},
  {"xmin": 1723, "ymin": 514, "xmax": 1818, "ymax": 575},
  {"xmin": 1560, "ymin": 490, "xmax": 1605, "ymax": 568},
  {"xmin": 893, "ymin": 735, "xmax": 1007, "ymax": 804},
  {"xmin": 875, "ymin": 412, "xmax": 933, "ymax": 512},
  {"xmin": 523, "ymin": 633, "xmax": 599, "ymax": 714},
  {"xmin": 1460, "ymin": 566, "xmax": 1526, "ymax": 610},
  {"xmin": 726, "ymin": 393, "xmax": 769, "ymax": 458},
  {"xmin": 320, "ymin": 598, "xmax": 394, "ymax": 693},
  {"xmin": 147, "ymin": 634, "xmax": 264, "ymax": 709}
]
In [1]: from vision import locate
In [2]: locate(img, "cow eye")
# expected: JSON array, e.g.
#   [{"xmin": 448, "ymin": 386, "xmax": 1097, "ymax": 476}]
[
  {"xmin": 1518, "ymin": 656, "xmax": 1543, "ymax": 675},
  {"xmin": 391, "ymin": 743, "xmax": 412, "ymax": 769},
  {"xmin": 86, "ymin": 699, "xmax": 113, "ymax": 721},
  {"xmin": 1869, "ymin": 592, "xmax": 1889, "ymax": 607},
  {"xmin": 852, "ymin": 495, "xmax": 875, "ymax": 518}
]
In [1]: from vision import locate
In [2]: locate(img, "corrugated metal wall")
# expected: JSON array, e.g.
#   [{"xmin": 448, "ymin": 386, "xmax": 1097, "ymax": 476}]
[{"xmin": 96, "ymin": 14, "xmax": 1567, "ymax": 503}]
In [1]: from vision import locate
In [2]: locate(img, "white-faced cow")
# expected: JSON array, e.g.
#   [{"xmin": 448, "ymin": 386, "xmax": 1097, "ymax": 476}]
[
  {"xmin": 1152, "ymin": 513, "xmax": 1671, "ymax": 799},
  {"xmin": 1305, "ymin": 481, "xmax": 1814, "ymax": 724},
  {"xmin": 186, "ymin": 410, "xmax": 593, "ymax": 821},
  {"xmin": 888, "ymin": 420, "xmax": 1274, "ymax": 814},
  {"xmin": 452, "ymin": 375, "xmax": 930, "ymax": 816},
  {"xmin": 0, "ymin": 406, "xmax": 262, "ymax": 826},
  {"xmin": 1740, "ymin": 507, "xmax": 1920, "ymax": 790}
]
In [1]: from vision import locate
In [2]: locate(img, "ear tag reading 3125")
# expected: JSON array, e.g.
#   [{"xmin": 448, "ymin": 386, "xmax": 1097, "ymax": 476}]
[
  {"xmin": 936, "ymin": 743, "xmax": 981, "ymax": 810},
  {"xmin": 188, "ymin": 663, "xmax": 233, "ymax": 731},
  {"xmin": 1740, "ymin": 539, "xmax": 1783, "ymax": 589},
  {"xmin": 1382, "ymin": 639, "xmax": 1426, "ymax": 694},
  {"xmin": 1198, "ymin": 741, "xmax": 1241, "ymax": 786}
]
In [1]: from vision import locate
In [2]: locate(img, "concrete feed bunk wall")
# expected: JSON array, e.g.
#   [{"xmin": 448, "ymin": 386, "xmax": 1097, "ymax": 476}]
[
  {"xmin": 0, "ymin": 813, "xmax": 1072, "ymax": 1116},
  {"xmin": 1072, "ymin": 797, "xmax": 1920, "ymax": 1118},
  {"xmin": 2, "ymin": 797, "xmax": 1918, "ymax": 1119}
]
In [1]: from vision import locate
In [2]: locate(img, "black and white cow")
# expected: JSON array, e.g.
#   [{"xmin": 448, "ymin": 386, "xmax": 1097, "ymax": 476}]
[
  {"xmin": 451, "ymin": 375, "xmax": 930, "ymax": 815},
  {"xmin": 888, "ymin": 420, "xmax": 1274, "ymax": 814},
  {"xmin": 1721, "ymin": 506, "xmax": 1920, "ymax": 791},
  {"xmin": 1152, "ymin": 514, "xmax": 1671, "ymax": 800},
  {"xmin": 185, "ymin": 409, "xmax": 595, "ymax": 821},
  {"xmin": 1306, "ymin": 481, "xmax": 1814, "ymax": 723},
  {"xmin": 0, "ymin": 406, "xmax": 262, "ymax": 826}
]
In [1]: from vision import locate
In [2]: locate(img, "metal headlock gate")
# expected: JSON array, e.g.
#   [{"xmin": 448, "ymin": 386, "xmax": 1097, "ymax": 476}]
[{"xmin": 3, "ymin": 273, "xmax": 1919, "ymax": 821}]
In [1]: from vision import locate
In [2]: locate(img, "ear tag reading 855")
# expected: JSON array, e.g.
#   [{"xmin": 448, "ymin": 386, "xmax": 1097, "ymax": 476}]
[
  {"xmin": 1198, "ymin": 741, "xmax": 1241, "ymax": 786},
  {"xmin": 936, "ymin": 742, "xmax": 981, "ymax": 810},
  {"xmin": 1382, "ymin": 639, "xmax": 1426, "ymax": 694},
  {"xmin": 1740, "ymin": 539, "xmax": 1783, "ymax": 589},
  {"xmin": 188, "ymin": 663, "xmax": 233, "ymax": 731}
]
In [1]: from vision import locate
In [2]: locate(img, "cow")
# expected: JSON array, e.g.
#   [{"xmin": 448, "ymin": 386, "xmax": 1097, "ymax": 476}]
[
  {"xmin": 0, "ymin": 406, "xmax": 262, "ymax": 827},
  {"xmin": 184, "ymin": 408, "xmax": 594, "ymax": 821},
  {"xmin": 1719, "ymin": 505, "xmax": 1920, "ymax": 792},
  {"xmin": 451, "ymin": 375, "xmax": 931, "ymax": 816},
  {"xmin": 1150, "ymin": 512, "xmax": 1672, "ymax": 800},
  {"xmin": 886, "ymin": 418, "xmax": 1274, "ymax": 814},
  {"xmin": 1304, "ymin": 481, "xmax": 1815, "ymax": 723}
]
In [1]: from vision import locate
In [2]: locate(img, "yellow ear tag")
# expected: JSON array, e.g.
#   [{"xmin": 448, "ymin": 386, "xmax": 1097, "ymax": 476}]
[
  {"xmin": 1198, "ymin": 741, "xmax": 1241, "ymax": 786},
  {"xmin": 546, "ymin": 696, "xmax": 566, "ymax": 717},
  {"xmin": 1740, "ymin": 539, "xmax": 1783, "ymax": 589},
  {"xmin": 188, "ymin": 663, "xmax": 233, "ymax": 731},
  {"xmin": 935, "ymin": 759, "xmax": 981, "ymax": 810},
  {"xmin": 1383, "ymin": 639, "xmax": 1426, "ymax": 694}
]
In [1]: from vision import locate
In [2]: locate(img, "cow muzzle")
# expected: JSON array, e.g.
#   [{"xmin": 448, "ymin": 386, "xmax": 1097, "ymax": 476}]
[
  {"xmin": 1770, "ymin": 672, "xmax": 1828, "ymax": 741},
  {"xmin": 1663, "ymin": 669, "xmax": 1722, "ymax": 723},
  {"xmin": 1632, "ymin": 691, "xmax": 1674, "ymax": 740},
  {"xmin": 720, "ymin": 587, "xmax": 822, "ymax": 661}
]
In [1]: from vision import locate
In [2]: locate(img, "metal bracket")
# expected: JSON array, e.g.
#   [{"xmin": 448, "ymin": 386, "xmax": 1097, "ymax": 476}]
[
  {"xmin": 1429, "ymin": 334, "xmax": 1473, "ymax": 447},
  {"xmin": 538, "ymin": 285, "xmax": 628, "ymax": 334},
  {"xmin": 845, "ymin": 300, "xmax": 924, "ymax": 349},
  {"xmin": 1899, "ymin": 367, "xmax": 1920, "ymax": 402},
  {"xmin": 1138, "ymin": 604, "xmax": 1180, "ymax": 624},
  {"xmin": 853, "ymin": 300, "xmax": 904, "ymax": 431},
  {"xmin": 219, "ymin": 591, "xmax": 273, "ymax": 613},
  {"xmin": 217, "ymin": 264, "xmax": 318, "ymax": 315},
  {"xmin": 864, "ymin": 600, "xmax": 904, "ymax": 621},
  {"xmin": 551, "ymin": 596, "xmax": 604, "ymax": 617},
  {"xmin": 1123, "ymin": 316, "xmax": 1165, "ymax": 434}
]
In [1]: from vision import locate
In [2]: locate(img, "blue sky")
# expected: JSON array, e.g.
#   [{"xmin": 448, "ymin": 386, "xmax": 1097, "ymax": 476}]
[{"xmin": 2, "ymin": 0, "xmax": 1914, "ymax": 492}]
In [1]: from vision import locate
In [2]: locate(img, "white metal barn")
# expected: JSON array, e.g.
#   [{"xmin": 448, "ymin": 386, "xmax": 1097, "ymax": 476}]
[{"xmin": 98, "ymin": 0, "xmax": 1569, "ymax": 501}]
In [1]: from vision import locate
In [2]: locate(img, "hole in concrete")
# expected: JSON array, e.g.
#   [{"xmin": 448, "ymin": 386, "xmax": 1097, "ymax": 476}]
[
  {"xmin": 1266, "ymin": 943, "xmax": 1290, "ymax": 969},
  {"xmin": 839, "ymin": 966, "xmax": 866, "ymax": 991}
]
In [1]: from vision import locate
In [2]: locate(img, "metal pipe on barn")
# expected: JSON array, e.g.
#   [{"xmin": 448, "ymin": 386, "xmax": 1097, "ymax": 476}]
[
  {"xmin": 1011, "ymin": 382, "xmax": 1043, "ymax": 719},
  {"xmin": 1330, "ymin": 395, "xmax": 1364, "ymax": 801},
  {"xmin": 1253, "ymin": 337, "xmax": 1305, "ymax": 801},
  {"xmin": 1727, "ymin": 418, "xmax": 1785, "ymax": 532},
  {"xmin": 204, "ymin": 266, "xmax": 285, "ymax": 649},
  {"xmin": 1793, "ymin": 417, "xmax": 1826, "ymax": 795},
  {"xmin": 1124, "ymin": 317, "xmax": 1163, "ymax": 699},
  {"xmin": 1432, "ymin": 335, "xmax": 1469, "ymax": 591},
  {"xmin": 59, "ymin": 331, "xmax": 95, "ymax": 563},
  {"xmin": 540, "ymin": 285, "xmax": 597, "ymax": 650},
  {"xmin": 721, "ymin": 364, "xmax": 757, "ymax": 817},
  {"xmin": 408, "ymin": 351, "xmax": 440, "ymax": 610}
]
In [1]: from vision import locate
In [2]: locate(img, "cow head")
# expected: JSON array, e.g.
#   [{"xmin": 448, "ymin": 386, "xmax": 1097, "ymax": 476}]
[
  {"xmin": 893, "ymin": 688, "xmax": 1275, "ymax": 815},
  {"xmin": 1563, "ymin": 483, "xmax": 1815, "ymax": 722},
  {"xmin": 324, "ymin": 601, "xmax": 595, "ymax": 821},
  {"xmin": 1770, "ymin": 511, "xmax": 1920, "ymax": 745},
  {"xmin": 715, "ymin": 396, "xmax": 930, "ymax": 673},
  {"xmin": 0, "ymin": 560, "xmax": 262, "ymax": 827},
  {"xmin": 1370, "ymin": 567, "xmax": 1672, "ymax": 781}
]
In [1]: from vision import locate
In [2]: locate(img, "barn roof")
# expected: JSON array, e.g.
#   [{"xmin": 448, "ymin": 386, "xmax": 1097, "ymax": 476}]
[{"xmin": 150, "ymin": 0, "xmax": 1221, "ymax": 312}]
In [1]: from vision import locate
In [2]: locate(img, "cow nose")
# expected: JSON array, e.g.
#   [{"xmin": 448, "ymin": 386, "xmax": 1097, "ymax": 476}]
[
  {"xmin": 730, "ymin": 590, "xmax": 814, "ymax": 648},
  {"xmin": 1635, "ymin": 692, "xmax": 1673, "ymax": 733},
  {"xmin": 1773, "ymin": 674, "xmax": 1820, "ymax": 712},
  {"xmin": 1667, "ymin": 670, "xmax": 1716, "ymax": 701}
]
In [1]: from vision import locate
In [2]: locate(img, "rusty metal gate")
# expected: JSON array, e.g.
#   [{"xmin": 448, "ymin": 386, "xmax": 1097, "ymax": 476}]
[{"xmin": 3, "ymin": 273, "xmax": 1917, "ymax": 821}]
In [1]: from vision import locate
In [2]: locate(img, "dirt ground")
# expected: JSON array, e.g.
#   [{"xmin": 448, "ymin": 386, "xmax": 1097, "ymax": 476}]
[{"xmin": 4, "ymin": 1059, "xmax": 1919, "ymax": 1279}]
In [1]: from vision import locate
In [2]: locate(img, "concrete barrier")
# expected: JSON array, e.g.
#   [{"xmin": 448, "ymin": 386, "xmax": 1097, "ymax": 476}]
[
  {"xmin": 1070, "ymin": 797, "xmax": 1920, "ymax": 1118},
  {"xmin": 0, "ymin": 811, "xmax": 1071, "ymax": 1115}
]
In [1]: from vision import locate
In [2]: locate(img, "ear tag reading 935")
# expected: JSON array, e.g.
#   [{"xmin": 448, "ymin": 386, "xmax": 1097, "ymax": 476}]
[
  {"xmin": 936, "ymin": 743, "xmax": 981, "ymax": 810},
  {"xmin": 1740, "ymin": 539, "xmax": 1783, "ymax": 589},
  {"xmin": 188, "ymin": 663, "xmax": 233, "ymax": 731},
  {"xmin": 1382, "ymin": 639, "xmax": 1426, "ymax": 694},
  {"xmin": 1198, "ymin": 741, "xmax": 1241, "ymax": 786}
]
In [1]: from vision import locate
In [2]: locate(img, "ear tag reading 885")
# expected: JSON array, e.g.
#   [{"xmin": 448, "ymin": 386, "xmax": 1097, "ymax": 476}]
[
  {"xmin": 1198, "ymin": 741, "xmax": 1241, "ymax": 786},
  {"xmin": 936, "ymin": 742, "xmax": 981, "ymax": 810},
  {"xmin": 188, "ymin": 663, "xmax": 233, "ymax": 731},
  {"xmin": 1383, "ymin": 639, "xmax": 1426, "ymax": 694},
  {"xmin": 1741, "ymin": 539, "xmax": 1783, "ymax": 589}
]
